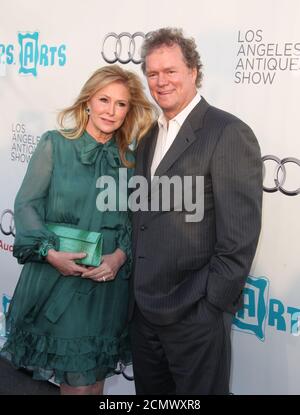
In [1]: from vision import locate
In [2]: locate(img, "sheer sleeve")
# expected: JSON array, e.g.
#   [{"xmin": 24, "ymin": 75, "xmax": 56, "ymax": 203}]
[
  {"xmin": 116, "ymin": 221, "xmax": 132, "ymax": 280},
  {"xmin": 116, "ymin": 220, "xmax": 132, "ymax": 258},
  {"xmin": 13, "ymin": 131, "xmax": 60, "ymax": 264}
]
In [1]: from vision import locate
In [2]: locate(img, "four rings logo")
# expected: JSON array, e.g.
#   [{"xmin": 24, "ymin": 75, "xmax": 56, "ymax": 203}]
[
  {"xmin": 0, "ymin": 210, "xmax": 15, "ymax": 237},
  {"xmin": 262, "ymin": 155, "xmax": 300, "ymax": 196},
  {"xmin": 101, "ymin": 32, "xmax": 149, "ymax": 64}
]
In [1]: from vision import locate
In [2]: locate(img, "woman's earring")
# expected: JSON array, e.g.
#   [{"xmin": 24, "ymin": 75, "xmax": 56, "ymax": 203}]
[{"xmin": 86, "ymin": 107, "xmax": 91, "ymax": 114}]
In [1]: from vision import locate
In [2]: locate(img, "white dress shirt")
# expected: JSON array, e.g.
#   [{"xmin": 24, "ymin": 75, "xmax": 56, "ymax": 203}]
[{"xmin": 151, "ymin": 93, "xmax": 201, "ymax": 179}]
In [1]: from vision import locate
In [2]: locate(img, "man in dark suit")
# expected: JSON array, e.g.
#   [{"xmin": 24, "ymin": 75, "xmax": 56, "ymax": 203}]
[{"xmin": 129, "ymin": 28, "xmax": 262, "ymax": 395}]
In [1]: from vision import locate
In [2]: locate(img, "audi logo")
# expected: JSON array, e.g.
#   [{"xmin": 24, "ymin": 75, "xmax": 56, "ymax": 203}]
[
  {"xmin": 0, "ymin": 209, "xmax": 15, "ymax": 237},
  {"xmin": 114, "ymin": 361, "xmax": 134, "ymax": 381},
  {"xmin": 262, "ymin": 155, "xmax": 300, "ymax": 196},
  {"xmin": 101, "ymin": 32, "xmax": 149, "ymax": 64}
]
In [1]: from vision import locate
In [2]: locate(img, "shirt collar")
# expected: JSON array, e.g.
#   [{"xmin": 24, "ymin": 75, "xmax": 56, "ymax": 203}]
[{"xmin": 158, "ymin": 92, "xmax": 201, "ymax": 129}]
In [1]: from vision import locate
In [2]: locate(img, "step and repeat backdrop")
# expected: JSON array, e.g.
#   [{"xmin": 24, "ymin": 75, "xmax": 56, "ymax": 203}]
[{"xmin": 1, "ymin": 0, "xmax": 299, "ymax": 394}]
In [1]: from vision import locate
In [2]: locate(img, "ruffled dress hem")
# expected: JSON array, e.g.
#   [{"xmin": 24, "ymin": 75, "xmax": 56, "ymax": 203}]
[{"xmin": 1, "ymin": 320, "xmax": 131, "ymax": 387}]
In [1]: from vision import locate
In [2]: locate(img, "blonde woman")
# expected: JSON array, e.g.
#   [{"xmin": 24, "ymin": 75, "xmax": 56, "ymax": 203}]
[{"xmin": 1, "ymin": 65, "xmax": 156, "ymax": 395}]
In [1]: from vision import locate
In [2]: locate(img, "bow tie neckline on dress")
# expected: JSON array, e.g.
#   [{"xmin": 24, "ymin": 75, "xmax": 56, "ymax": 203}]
[{"xmin": 80, "ymin": 132, "xmax": 121, "ymax": 167}]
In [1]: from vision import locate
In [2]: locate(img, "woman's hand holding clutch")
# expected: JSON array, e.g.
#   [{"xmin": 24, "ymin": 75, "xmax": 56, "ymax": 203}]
[{"xmin": 81, "ymin": 248, "xmax": 126, "ymax": 282}]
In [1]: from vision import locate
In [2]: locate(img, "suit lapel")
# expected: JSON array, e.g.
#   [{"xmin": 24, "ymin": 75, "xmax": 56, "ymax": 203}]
[
  {"xmin": 154, "ymin": 97, "xmax": 210, "ymax": 178},
  {"xmin": 154, "ymin": 121, "xmax": 197, "ymax": 177},
  {"xmin": 136, "ymin": 97, "xmax": 210, "ymax": 222},
  {"xmin": 144, "ymin": 124, "xmax": 159, "ymax": 183}
]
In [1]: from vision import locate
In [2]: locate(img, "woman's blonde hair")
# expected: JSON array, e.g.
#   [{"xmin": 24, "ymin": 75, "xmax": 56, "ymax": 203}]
[{"xmin": 57, "ymin": 64, "xmax": 156, "ymax": 167}]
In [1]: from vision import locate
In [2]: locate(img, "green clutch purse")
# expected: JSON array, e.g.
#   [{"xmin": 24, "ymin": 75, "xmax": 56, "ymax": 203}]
[{"xmin": 46, "ymin": 223, "xmax": 103, "ymax": 267}]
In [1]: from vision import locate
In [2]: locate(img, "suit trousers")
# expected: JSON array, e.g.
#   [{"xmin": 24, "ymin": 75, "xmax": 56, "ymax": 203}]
[{"xmin": 130, "ymin": 300, "xmax": 233, "ymax": 395}]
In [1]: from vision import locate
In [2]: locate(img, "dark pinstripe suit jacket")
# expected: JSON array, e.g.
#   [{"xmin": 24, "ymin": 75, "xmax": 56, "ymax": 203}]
[{"xmin": 129, "ymin": 97, "xmax": 262, "ymax": 325}]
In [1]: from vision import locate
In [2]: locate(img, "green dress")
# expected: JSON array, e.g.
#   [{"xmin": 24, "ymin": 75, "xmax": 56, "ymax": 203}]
[{"xmin": 1, "ymin": 130, "xmax": 133, "ymax": 386}]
